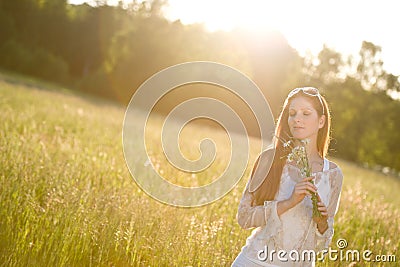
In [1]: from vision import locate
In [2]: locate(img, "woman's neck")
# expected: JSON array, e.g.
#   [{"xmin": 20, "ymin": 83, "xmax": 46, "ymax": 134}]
[{"xmin": 293, "ymin": 138, "xmax": 322, "ymax": 161}]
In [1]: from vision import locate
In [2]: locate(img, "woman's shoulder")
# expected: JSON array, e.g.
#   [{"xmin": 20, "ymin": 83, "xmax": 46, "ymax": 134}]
[
  {"xmin": 327, "ymin": 160, "xmax": 339, "ymax": 171},
  {"xmin": 325, "ymin": 159, "xmax": 344, "ymax": 182},
  {"xmin": 325, "ymin": 158, "xmax": 340, "ymax": 170}
]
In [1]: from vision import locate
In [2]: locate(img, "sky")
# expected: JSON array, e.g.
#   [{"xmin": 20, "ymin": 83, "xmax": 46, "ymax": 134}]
[{"xmin": 69, "ymin": 0, "xmax": 400, "ymax": 76}]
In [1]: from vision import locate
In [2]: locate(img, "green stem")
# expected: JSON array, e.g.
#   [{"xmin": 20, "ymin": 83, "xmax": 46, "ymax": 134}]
[{"xmin": 303, "ymin": 146, "xmax": 322, "ymax": 217}]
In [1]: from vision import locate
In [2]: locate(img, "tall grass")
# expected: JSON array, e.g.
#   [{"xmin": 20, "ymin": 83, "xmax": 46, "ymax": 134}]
[{"xmin": 0, "ymin": 76, "xmax": 398, "ymax": 266}]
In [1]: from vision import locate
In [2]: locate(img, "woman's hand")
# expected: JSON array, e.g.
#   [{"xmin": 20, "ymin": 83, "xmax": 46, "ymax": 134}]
[
  {"xmin": 288, "ymin": 176, "xmax": 317, "ymax": 207},
  {"xmin": 277, "ymin": 176, "xmax": 320, "ymax": 217},
  {"xmin": 313, "ymin": 194, "xmax": 329, "ymax": 234}
]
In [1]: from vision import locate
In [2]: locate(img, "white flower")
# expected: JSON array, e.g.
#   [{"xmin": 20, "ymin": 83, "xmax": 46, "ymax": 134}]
[
  {"xmin": 283, "ymin": 140, "xmax": 291, "ymax": 148},
  {"xmin": 301, "ymin": 139, "xmax": 310, "ymax": 145}
]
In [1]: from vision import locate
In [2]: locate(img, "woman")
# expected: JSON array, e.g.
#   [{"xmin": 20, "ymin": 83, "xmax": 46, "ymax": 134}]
[{"xmin": 232, "ymin": 87, "xmax": 343, "ymax": 266}]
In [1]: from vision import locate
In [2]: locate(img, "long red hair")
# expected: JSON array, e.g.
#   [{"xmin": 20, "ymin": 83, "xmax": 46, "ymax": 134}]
[{"xmin": 252, "ymin": 88, "xmax": 331, "ymax": 205}]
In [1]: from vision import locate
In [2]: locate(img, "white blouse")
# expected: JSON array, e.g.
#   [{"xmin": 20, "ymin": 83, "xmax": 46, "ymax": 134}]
[{"xmin": 233, "ymin": 158, "xmax": 344, "ymax": 267}]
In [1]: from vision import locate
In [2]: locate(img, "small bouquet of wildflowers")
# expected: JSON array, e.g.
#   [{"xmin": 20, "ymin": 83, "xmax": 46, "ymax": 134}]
[{"xmin": 281, "ymin": 138, "xmax": 322, "ymax": 217}]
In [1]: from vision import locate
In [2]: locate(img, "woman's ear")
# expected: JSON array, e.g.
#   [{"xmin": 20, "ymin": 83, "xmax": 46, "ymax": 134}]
[{"xmin": 318, "ymin": 115, "xmax": 326, "ymax": 129}]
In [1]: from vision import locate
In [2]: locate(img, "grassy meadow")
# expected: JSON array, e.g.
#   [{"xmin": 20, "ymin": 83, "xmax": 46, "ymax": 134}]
[{"xmin": 0, "ymin": 73, "xmax": 399, "ymax": 266}]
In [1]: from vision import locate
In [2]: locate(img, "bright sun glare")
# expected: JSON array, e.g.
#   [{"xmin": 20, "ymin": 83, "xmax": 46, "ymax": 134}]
[
  {"xmin": 165, "ymin": 0, "xmax": 400, "ymax": 75},
  {"xmin": 68, "ymin": 0, "xmax": 400, "ymax": 75},
  {"xmin": 164, "ymin": 0, "xmax": 357, "ymax": 58}
]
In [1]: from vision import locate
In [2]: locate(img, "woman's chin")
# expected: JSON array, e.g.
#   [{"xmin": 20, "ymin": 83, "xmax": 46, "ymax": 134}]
[
  {"xmin": 292, "ymin": 134, "xmax": 310, "ymax": 140},
  {"xmin": 291, "ymin": 133, "xmax": 305, "ymax": 139}
]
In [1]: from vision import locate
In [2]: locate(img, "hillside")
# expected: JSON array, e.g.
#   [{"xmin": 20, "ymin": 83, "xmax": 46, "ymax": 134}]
[{"xmin": 0, "ymin": 74, "xmax": 398, "ymax": 266}]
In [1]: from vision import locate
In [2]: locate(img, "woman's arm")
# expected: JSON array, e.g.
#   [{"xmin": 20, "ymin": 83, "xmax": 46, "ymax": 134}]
[
  {"xmin": 236, "ymin": 151, "xmax": 280, "ymax": 229},
  {"xmin": 236, "ymin": 181, "xmax": 278, "ymax": 229}
]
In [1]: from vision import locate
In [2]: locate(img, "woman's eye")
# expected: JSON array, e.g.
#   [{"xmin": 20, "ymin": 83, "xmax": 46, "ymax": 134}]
[{"xmin": 304, "ymin": 112, "xmax": 310, "ymax": 116}]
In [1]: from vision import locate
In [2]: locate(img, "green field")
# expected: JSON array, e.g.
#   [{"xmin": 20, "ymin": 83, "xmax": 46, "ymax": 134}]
[{"xmin": 0, "ymin": 74, "xmax": 399, "ymax": 266}]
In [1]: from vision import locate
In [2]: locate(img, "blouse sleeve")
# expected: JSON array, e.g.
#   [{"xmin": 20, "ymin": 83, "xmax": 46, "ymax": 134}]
[
  {"xmin": 236, "ymin": 152, "xmax": 281, "ymax": 230},
  {"xmin": 314, "ymin": 167, "xmax": 344, "ymax": 251},
  {"xmin": 236, "ymin": 180, "xmax": 281, "ymax": 229}
]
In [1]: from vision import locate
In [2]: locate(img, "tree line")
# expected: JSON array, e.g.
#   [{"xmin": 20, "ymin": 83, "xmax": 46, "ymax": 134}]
[{"xmin": 0, "ymin": 0, "xmax": 399, "ymax": 174}]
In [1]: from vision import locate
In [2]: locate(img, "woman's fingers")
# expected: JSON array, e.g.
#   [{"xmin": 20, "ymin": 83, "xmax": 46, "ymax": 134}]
[
  {"xmin": 317, "ymin": 201, "xmax": 328, "ymax": 217},
  {"xmin": 290, "ymin": 177, "xmax": 318, "ymax": 206},
  {"xmin": 296, "ymin": 183, "xmax": 317, "ymax": 193},
  {"xmin": 318, "ymin": 206, "xmax": 327, "ymax": 211},
  {"xmin": 296, "ymin": 189, "xmax": 312, "ymax": 196},
  {"xmin": 302, "ymin": 176, "xmax": 315, "ymax": 183},
  {"xmin": 298, "ymin": 180, "xmax": 317, "ymax": 189}
]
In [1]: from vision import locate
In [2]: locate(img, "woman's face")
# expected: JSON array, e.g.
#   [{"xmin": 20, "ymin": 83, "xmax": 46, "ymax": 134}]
[{"xmin": 287, "ymin": 96, "xmax": 325, "ymax": 141}]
